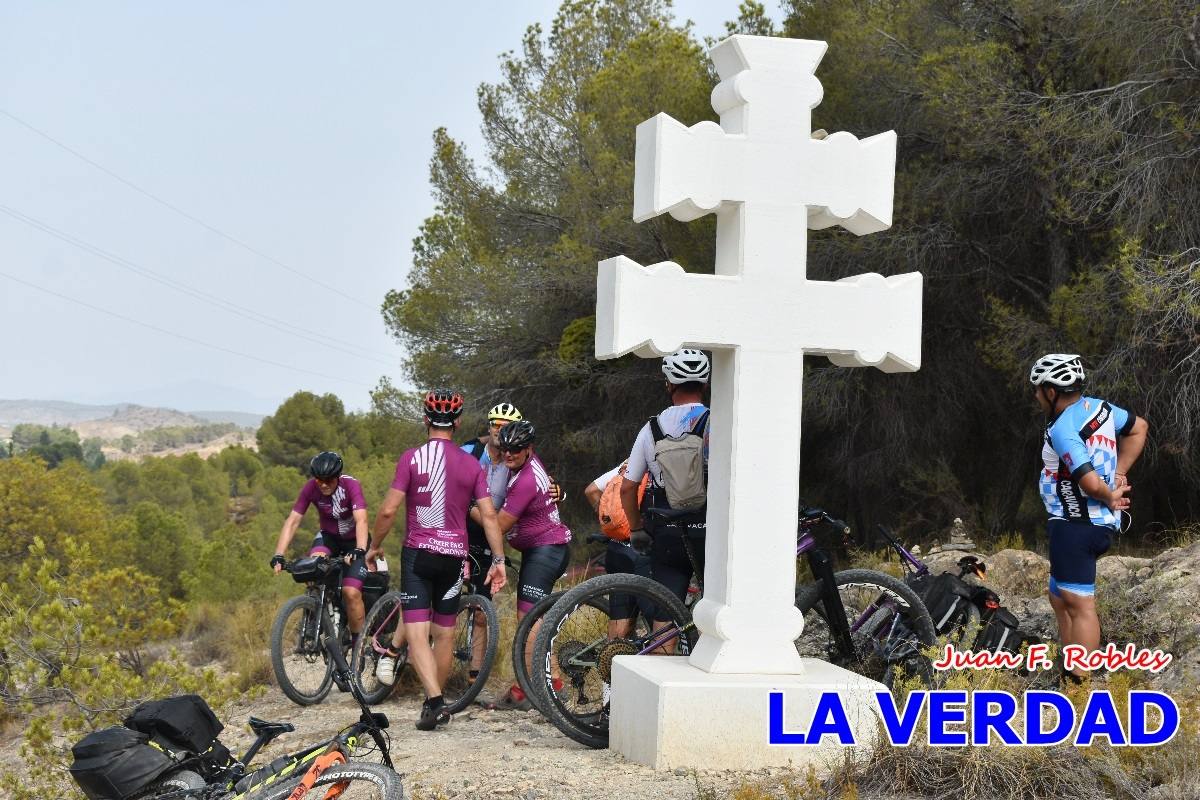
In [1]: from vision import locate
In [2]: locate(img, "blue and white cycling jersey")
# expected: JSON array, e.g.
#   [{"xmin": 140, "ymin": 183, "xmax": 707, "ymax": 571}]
[{"xmin": 1039, "ymin": 396, "xmax": 1134, "ymax": 528}]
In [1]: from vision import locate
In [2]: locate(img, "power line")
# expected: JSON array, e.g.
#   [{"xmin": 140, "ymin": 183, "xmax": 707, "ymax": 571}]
[
  {"xmin": 0, "ymin": 107, "xmax": 379, "ymax": 310},
  {"xmin": 0, "ymin": 269, "xmax": 372, "ymax": 390},
  {"xmin": 0, "ymin": 203, "xmax": 399, "ymax": 366}
]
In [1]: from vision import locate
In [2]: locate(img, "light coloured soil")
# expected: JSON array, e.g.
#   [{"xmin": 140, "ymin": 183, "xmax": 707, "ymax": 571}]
[{"xmin": 218, "ymin": 686, "xmax": 808, "ymax": 800}]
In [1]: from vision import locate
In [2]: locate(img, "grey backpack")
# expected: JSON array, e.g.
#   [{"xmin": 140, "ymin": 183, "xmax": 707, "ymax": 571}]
[{"xmin": 649, "ymin": 410, "xmax": 710, "ymax": 511}]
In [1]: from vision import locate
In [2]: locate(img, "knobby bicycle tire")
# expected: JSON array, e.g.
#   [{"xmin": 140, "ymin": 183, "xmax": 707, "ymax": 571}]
[
  {"xmin": 529, "ymin": 573, "xmax": 694, "ymax": 749},
  {"xmin": 794, "ymin": 568, "xmax": 937, "ymax": 688},
  {"xmin": 130, "ymin": 769, "xmax": 205, "ymax": 799},
  {"xmin": 512, "ymin": 591, "xmax": 609, "ymax": 715},
  {"xmin": 270, "ymin": 594, "xmax": 334, "ymax": 705},
  {"xmin": 442, "ymin": 592, "xmax": 498, "ymax": 714},
  {"xmin": 352, "ymin": 590, "xmax": 405, "ymax": 705},
  {"xmin": 248, "ymin": 762, "xmax": 403, "ymax": 800}
]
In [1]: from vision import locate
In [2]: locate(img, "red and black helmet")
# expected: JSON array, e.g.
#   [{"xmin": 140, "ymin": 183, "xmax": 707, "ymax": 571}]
[{"xmin": 424, "ymin": 388, "xmax": 464, "ymax": 427}]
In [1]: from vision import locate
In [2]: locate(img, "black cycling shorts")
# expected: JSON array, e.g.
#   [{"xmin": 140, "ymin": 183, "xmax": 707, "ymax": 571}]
[
  {"xmin": 1046, "ymin": 518, "xmax": 1112, "ymax": 598},
  {"xmin": 309, "ymin": 533, "xmax": 369, "ymax": 591},
  {"xmin": 399, "ymin": 546, "xmax": 464, "ymax": 627},
  {"xmin": 650, "ymin": 528, "xmax": 704, "ymax": 619},
  {"xmin": 515, "ymin": 544, "xmax": 569, "ymax": 614},
  {"xmin": 605, "ymin": 539, "xmax": 654, "ymax": 621}
]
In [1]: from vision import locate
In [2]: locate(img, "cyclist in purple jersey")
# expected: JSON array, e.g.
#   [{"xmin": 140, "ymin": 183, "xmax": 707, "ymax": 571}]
[
  {"xmin": 484, "ymin": 419, "xmax": 571, "ymax": 709},
  {"xmin": 366, "ymin": 389, "xmax": 507, "ymax": 730},
  {"xmin": 271, "ymin": 451, "xmax": 371, "ymax": 641}
]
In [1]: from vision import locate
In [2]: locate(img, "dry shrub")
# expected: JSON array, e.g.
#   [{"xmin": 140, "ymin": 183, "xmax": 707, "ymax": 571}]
[{"xmin": 185, "ymin": 598, "xmax": 276, "ymax": 691}]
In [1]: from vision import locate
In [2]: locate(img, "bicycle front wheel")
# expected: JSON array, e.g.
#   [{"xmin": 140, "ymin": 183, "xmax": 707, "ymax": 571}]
[
  {"xmin": 529, "ymin": 573, "xmax": 694, "ymax": 749},
  {"xmin": 250, "ymin": 762, "xmax": 403, "ymax": 800},
  {"xmin": 441, "ymin": 593, "xmax": 498, "ymax": 714},
  {"xmin": 270, "ymin": 594, "xmax": 333, "ymax": 705},
  {"xmin": 794, "ymin": 568, "xmax": 937, "ymax": 688},
  {"xmin": 352, "ymin": 591, "xmax": 405, "ymax": 705},
  {"xmin": 512, "ymin": 591, "xmax": 609, "ymax": 715}
]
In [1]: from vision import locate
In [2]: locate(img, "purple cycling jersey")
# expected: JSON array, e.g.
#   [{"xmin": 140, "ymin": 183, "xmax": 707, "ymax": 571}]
[
  {"xmin": 292, "ymin": 475, "xmax": 367, "ymax": 540},
  {"xmin": 501, "ymin": 454, "xmax": 572, "ymax": 551},
  {"xmin": 392, "ymin": 438, "xmax": 488, "ymax": 558}
]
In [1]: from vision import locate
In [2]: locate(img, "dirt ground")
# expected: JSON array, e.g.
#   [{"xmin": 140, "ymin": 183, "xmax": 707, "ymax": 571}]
[{"xmin": 217, "ymin": 686, "xmax": 811, "ymax": 800}]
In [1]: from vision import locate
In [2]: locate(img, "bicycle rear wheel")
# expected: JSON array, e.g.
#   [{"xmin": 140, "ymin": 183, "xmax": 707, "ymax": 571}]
[
  {"xmin": 512, "ymin": 591, "xmax": 609, "ymax": 715},
  {"xmin": 441, "ymin": 593, "xmax": 497, "ymax": 714},
  {"xmin": 352, "ymin": 591, "xmax": 405, "ymax": 705},
  {"xmin": 529, "ymin": 573, "xmax": 694, "ymax": 749},
  {"xmin": 270, "ymin": 594, "xmax": 333, "ymax": 705},
  {"xmin": 794, "ymin": 568, "xmax": 937, "ymax": 688},
  {"xmin": 249, "ymin": 762, "xmax": 403, "ymax": 800}
]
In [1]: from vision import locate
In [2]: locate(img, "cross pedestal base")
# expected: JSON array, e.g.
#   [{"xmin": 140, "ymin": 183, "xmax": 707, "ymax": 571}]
[{"xmin": 610, "ymin": 656, "xmax": 882, "ymax": 771}]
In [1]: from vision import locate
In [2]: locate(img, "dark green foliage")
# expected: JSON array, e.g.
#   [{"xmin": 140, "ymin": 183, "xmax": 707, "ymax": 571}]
[{"xmin": 382, "ymin": 0, "xmax": 1200, "ymax": 538}]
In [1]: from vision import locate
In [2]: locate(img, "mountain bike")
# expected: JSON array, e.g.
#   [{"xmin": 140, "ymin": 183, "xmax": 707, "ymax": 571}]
[
  {"xmin": 269, "ymin": 556, "xmax": 388, "ymax": 706},
  {"xmin": 527, "ymin": 506, "xmax": 937, "ymax": 749},
  {"xmin": 510, "ymin": 532, "xmax": 615, "ymax": 711},
  {"xmin": 350, "ymin": 580, "xmax": 498, "ymax": 712},
  {"xmin": 133, "ymin": 637, "xmax": 402, "ymax": 800}
]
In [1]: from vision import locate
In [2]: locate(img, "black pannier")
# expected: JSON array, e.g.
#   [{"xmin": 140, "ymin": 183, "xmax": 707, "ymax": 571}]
[
  {"xmin": 362, "ymin": 568, "xmax": 390, "ymax": 614},
  {"xmin": 70, "ymin": 726, "xmax": 175, "ymax": 800},
  {"xmin": 976, "ymin": 607, "xmax": 1022, "ymax": 654},
  {"xmin": 911, "ymin": 572, "xmax": 975, "ymax": 634},
  {"xmin": 125, "ymin": 694, "xmax": 223, "ymax": 755}
]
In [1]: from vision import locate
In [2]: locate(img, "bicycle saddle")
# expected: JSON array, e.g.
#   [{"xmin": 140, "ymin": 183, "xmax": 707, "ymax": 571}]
[{"xmin": 247, "ymin": 717, "xmax": 295, "ymax": 738}]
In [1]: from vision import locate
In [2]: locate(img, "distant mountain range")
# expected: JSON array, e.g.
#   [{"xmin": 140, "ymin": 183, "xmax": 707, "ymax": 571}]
[{"xmin": 0, "ymin": 399, "xmax": 264, "ymax": 436}]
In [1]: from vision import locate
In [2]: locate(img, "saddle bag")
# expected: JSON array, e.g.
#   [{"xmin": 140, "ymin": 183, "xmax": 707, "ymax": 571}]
[
  {"xmin": 125, "ymin": 694, "xmax": 223, "ymax": 755},
  {"xmin": 69, "ymin": 726, "xmax": 176, "ymax": 800},
  {"xmin": 914, "ymin": 572, "xmax": 975, "ymax": 635},
  {"xmin": 975, "ymin": 607, "xmax": 1022, "ymax": 654}
]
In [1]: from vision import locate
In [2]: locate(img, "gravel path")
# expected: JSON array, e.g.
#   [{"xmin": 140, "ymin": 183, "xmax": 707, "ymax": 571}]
[{"xmin": 220, "ymin": 687, "xmax": 800, "ymax": 800}]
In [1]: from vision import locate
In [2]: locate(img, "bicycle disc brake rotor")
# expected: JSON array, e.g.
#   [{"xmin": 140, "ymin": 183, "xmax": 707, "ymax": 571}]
[{"xmin": 597, "ymin": 639, "xmax": 640, "ymax": 683}]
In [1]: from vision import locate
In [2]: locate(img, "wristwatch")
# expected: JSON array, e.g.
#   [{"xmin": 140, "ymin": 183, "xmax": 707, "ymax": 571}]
[{"xmin": 491, "ymin": 555, "xmax": 506, "ymax": 567}]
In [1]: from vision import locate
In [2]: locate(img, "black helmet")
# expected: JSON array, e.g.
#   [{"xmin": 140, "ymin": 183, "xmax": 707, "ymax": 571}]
[
  {"xmin": 310, "ymin": 451, "xmax": 343, "ymax": 479},
  {"xmin": 423, "ymin": 388, "xmax": 464, "ymax": 427},
  {"xmin": 497, "ymin": 419, "xmax": 535, "ymax": 451}
]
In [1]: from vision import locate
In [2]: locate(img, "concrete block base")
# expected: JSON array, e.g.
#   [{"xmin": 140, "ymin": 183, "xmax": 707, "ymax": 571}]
[{"xmin": 610, "ymin": 656, "xmax": 883, "ymax": 771}]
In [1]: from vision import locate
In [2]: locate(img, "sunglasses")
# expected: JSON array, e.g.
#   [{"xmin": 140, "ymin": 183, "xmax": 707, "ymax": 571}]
[{"xmin": 498, "ymin": 445, "xmax": 528, "ymax": 454}]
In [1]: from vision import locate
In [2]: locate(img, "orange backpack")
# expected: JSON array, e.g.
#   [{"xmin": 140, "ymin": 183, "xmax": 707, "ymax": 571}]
[{"xmin": 598, "ymin": 464, "xmax": 648, "ymax": 541}]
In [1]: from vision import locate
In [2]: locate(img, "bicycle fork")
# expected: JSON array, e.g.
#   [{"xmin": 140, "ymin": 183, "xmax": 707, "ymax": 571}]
[{"xmin": 809, "ymin": 550, "xmax": 856, "ymax": 659}]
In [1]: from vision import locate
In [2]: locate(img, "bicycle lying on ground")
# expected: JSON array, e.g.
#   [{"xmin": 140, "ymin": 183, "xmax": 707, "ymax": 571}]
[
  {"xmin": 270, "ymin": 555, "xmax": 390, "ymax": 706},
  {"xmin": 127, "ymin": 638, "xmax": 402, "ymax": 800},
  {"xmin": 525, "ymin": 506, "xmax": 937, "ymax": 749}
]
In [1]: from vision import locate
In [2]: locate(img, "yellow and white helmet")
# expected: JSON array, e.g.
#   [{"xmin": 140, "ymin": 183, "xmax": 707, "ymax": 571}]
[{"xmin": 487, "ymin": 402, "xmax": 523, "ymax": 423}]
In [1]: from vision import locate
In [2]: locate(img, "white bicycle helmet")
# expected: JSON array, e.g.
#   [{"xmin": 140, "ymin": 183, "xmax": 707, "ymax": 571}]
[
  {"xmin": 661, "ymin": 349, "xmax": 710, "ymax": 384},
  {"xmin": 1029, "ymin": 353, "xmax": 1085, "ymax": 389},
  {"xmin": 487, "ymin": 402, "xmax": 522, "ymax": 423}
]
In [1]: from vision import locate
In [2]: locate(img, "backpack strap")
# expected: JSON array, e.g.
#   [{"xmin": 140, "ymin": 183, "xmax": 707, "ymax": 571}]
[
  {"xmin": 690, "ymin": 410, "xmax": 710, "ymax": 438},
  {"xmin": 649, "ymin": 416, "xmax": 666, "ymax": 443},
  {"xmin": 471, "ymin": 438, "xmax": 489, "ymax": 460}
]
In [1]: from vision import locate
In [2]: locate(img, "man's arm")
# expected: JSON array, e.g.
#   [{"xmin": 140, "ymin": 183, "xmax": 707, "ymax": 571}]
[
  {"xmin": 272, "ymin": 511, "xmax": 304, "ymax": 572},
  {"xmin": 475, "ymin": 498, "xmax": 508, "ymax": 593},
  {"xmin": 619, "ymin": 478, "xmax": 642, "ymax": 533},
  {"xmin": 1079, "ymin": 470, "xmax": 1131, "ymax": 512},
  {"xmin": 1115, "ymin": 416, "xmax": 1149, "ymax": 485},
  {"xmin": 584, "ymin": 481, "xmax": 603, "ymax": 511},
  {"xmin": 353, "ymin": 507, "xmax": 370, "ymax": 553},
  {"xmin": 366, "ymin": 488, "xmax": 405, "ymax": 563},
  {"xmin": 497, "ymin": 509, "xmax": 519, "ymax": 535}
]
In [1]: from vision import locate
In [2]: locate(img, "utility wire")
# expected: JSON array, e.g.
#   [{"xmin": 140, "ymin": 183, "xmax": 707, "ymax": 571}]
[
  {"xmin": 0, "ymin": 107, "xmax": 378, "ymax": 309},
  {"xmin": 0, "ymin": 204, "xmax": 399, "ymax": 366},
  {"xmin": 0, "ymin": 269, "xmax": 371, "ymax": 389}
]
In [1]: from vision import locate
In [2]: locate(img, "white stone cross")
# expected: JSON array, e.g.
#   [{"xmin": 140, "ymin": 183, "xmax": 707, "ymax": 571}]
[{"xmin": 596, "ymin": 35, "xmax": 922, "ymax": 675}]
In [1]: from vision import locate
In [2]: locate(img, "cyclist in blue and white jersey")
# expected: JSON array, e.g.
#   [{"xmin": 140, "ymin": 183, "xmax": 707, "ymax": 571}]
[{"xmin": 1031, "ymin": 353, "xmax": 1148, "ymax": 681}]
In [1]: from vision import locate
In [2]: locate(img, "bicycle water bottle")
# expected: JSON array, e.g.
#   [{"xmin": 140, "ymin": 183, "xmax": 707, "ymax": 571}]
[{"xmin": 329, "ymin": 605, "xmax": 341, "ymax": 637}]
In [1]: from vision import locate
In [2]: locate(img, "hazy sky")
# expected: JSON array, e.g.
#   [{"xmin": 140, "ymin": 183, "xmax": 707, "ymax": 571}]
[{"xmin": 0, "ymin": 2, "xmax": 777, "ymax": 413}]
